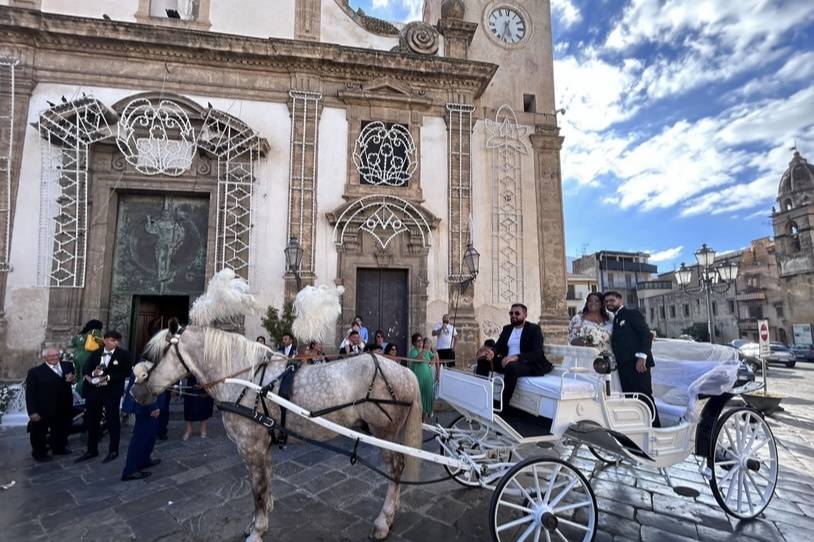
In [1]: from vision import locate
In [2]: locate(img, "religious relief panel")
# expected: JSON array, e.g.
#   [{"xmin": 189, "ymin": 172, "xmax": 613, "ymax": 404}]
[
  {"xmin": 353, "ymin": 121, "xmax": 417, "ymax": 187},
  {"xmin": 116, "ymin": 98, "xmax": 196, "ymax": 176},
  {"xmin": 0, "ymin": 57, "xmax": 18, "ymax": 272},
  {"xmin": 486, "ymin": 105, "xmax": 528, "ymax": 304}
]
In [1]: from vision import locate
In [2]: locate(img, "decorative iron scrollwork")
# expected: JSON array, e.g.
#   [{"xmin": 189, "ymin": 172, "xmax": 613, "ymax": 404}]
[{"xmin": 353, "ymin": 122, "xmax": 417, "ymax": 187}]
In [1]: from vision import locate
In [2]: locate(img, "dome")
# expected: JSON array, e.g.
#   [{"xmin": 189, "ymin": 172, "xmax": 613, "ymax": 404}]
[{"xmin": 779, "ymin": 150, "xmax": 814, "ymax": 197}]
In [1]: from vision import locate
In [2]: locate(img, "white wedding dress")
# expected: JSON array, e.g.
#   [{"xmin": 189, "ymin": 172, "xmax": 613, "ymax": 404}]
[{"xmin": 567, "ymin": 313, "xmax": 613, "ymax": 352}]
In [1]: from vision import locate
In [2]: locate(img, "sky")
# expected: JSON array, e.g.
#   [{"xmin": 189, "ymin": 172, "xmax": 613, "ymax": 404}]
[{"xmin": 350, "ymin": 0, "xmax": 814, "ymax": 273}]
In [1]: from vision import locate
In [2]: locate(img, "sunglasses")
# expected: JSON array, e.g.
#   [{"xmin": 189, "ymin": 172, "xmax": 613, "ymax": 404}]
[{"xmin": 509, "ymin": 311, "xmax": 524, "ymax": 316}]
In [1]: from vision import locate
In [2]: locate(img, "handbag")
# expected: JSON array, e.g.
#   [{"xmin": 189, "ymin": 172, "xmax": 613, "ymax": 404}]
[{"xmin": 84, "ymin": 333, "xmax": 101, "ymax": 352}]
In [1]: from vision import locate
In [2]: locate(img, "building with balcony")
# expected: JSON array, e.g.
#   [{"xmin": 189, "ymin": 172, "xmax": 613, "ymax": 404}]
[
  {"xmin": 571, "ymin": 250, "xmax": 657, "ymax": 309},
  {"xmin": 565, "ymin": 274, "xmax": 598, "ymax": 318}
]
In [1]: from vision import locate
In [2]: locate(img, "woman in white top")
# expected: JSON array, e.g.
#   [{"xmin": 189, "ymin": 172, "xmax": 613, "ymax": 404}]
[{"xmin": 568, "ymin": 292, "xmax": 613, "ymax": 352}]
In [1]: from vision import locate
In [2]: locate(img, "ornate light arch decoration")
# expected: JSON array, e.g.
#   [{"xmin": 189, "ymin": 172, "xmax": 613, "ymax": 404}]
[
  {"xmin": 116, "ymin": 98, "xmax": 196, "ymax": 176},
  {"xmin": 485, "ymin": 104, "xmax": 528, "ymax": 304},
  {"xmin": 0, "ymin": 57, "xmax": 18, "ymax": 272},
  {"xmin": 333, "ymin": 195, "xmax": 432, "ymax": 250},
  {"xmin": 353, "ymin": 121, "xmax": 417, "ymax": 187},
  {"xmin": 38, "ymin": 97, "xmax": 115, "ymax": 287}
]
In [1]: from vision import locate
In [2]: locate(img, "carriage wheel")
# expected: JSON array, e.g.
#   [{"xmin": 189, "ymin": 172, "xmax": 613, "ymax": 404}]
[
  {"xmin": 709, "ymin": 407, "xmax": 778, "ymax": 520},
  {"xmin": 442, "ymin": 415, "xmax": 512, "ymax": 488},
  {"xmin": 588, "ymin": 446, "xmax": 623, "ymax": 466},
  {"xmin": 490, "ymin": 457, "xmax": 596, "ymax": 542}
]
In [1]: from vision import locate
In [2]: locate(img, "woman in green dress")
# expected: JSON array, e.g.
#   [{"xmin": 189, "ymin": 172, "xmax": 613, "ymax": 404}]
[
  {"xmin": 69, "ymin": 319, "xmax": 103, "ymax": 397},
  {"xmin": 408, "ymin": 333, "xmax": 435, "ymax": 416}
]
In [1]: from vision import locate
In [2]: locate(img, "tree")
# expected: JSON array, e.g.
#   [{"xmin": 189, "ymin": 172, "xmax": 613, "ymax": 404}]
[
  {"xmin": 681, "ymin": 322, "xmax": 710, "ymax": 343},
  {"xmin": 261, "ymin": 302, "xmax": 295, "ymax": 348}
]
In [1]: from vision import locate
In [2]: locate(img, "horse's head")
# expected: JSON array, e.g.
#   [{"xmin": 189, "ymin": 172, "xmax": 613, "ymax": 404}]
[{"xmin": 132, "ymin": 318, "xmax": 195, "ymax": 404}]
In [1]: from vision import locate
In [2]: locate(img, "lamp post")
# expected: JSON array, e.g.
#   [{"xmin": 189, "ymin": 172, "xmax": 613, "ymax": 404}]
[
  {"xmin": 674, "ymin": 244, "xmax": 739, "ymax": 343},
  {"xmin": 284, "ymin": 236, "xmax": 304, "ymax": 291},
  {"xmin": 461, "ymin": 242, "xmax": 480, "ymax": 293}
]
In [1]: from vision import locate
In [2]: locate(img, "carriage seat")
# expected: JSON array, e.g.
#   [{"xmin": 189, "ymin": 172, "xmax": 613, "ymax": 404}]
[{"xmin": 514, "ymin": 373, "xmax": 596, "ymax": 400}]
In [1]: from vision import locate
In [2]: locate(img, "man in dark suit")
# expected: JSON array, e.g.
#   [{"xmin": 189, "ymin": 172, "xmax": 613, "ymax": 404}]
[
  {"xmin": 277, "ymin": 333, "xmax": 298, "ymax": 357},
  {"xmin": 25, "ymin": 347, "xmax": 76, "ymax": 462},
  {"xmin": 605, "ymin": 291, "xmax": 661, "ymax": 427},
  {"xmin": 75, "ymin": 330, "xmax": 132, "ymax": 463},
  {"xmin": 476, "ymin": 303, "xmax": 553, "ymax": 407}
]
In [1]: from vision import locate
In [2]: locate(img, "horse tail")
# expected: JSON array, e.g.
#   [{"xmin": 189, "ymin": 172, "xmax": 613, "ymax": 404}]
[{"xmin": 402, "ymin": 374, "xmax": 423, "ymax": 482}]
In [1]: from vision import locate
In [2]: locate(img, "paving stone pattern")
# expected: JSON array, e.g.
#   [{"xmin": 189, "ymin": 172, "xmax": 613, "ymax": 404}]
[{"xmin": 2, "ymin": 363, "xmax": 814, "ymax": 541}]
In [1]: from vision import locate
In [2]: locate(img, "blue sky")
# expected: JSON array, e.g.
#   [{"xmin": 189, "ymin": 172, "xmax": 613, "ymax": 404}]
[{"xmin": 351, "ymin": 0, "xmax": 814, "ymax": 272}]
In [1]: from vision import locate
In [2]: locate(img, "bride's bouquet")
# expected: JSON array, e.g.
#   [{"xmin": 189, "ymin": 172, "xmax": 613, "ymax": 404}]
[{"xmin": 577, "ymin": 325, "xmax": 610, "ymax": 351}]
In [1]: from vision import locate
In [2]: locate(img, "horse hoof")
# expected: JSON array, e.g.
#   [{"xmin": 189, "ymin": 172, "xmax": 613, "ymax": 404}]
[{"xmin": 369, "ymin": 526, "xmax": 390, "ymax": 540}]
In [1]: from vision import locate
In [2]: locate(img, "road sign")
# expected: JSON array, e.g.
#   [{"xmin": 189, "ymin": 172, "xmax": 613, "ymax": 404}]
[
  {"xmin": 758, "ymin": 319, "xmax": 770, "ymax": 358},
  {"xmin": 793, "ymin": 323, "xmax": 813, "ymax": 346}
]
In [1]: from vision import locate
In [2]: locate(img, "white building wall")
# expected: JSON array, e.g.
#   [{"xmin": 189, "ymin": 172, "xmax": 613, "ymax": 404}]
[
  {"xmin": 5, "ymin": 82, "xmax": 294, "ymax": 350},
  {"xmin": 314, "ymin": 106, "xmax": 347, "ymax": 287},
  {"xmin": 40, "ymin": 0, "xmax": 139, "ymax": 22},
  {"xmin": 420, "ymin": 116, "xmax": 449, "ymax": 327},
  {"xmin": 209, "ymin": 0, "xmax": 295, "ymax": 39}
]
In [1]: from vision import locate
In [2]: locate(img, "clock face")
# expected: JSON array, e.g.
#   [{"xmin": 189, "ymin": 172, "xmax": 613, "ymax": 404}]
[{"xmin": 488, "ymin": 7, "xmax": 526, "ymax": 45}]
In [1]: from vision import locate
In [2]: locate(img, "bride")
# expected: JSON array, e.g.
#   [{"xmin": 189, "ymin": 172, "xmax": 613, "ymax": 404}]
[{"xmin": 568, "ymin": 292, "xmax": 613, "ymax": 352}]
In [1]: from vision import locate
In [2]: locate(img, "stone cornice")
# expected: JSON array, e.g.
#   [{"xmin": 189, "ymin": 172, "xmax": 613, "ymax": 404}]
[{"xmin": 0, "ymin": 7, "xmax": 498, "ymax": 97}]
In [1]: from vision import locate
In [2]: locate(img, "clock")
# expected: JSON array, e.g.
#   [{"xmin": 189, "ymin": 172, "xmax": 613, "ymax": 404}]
[{"xmin": 487, "ymin": 7, "xmax": 527, "ymax": 45}]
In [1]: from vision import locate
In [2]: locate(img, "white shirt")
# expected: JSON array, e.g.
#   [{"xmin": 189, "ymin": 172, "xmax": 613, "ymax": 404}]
[
  {"xmin": 507, "ymin": 327, "xmax": 523, "ymax": 357},
  {"xmin": 432, "ymin": 323, "xmax": 457, "ymax": 350},
  {"xmin": 100, "ymin": 349, "xmax": 114, "ymax": 368},
  {"xmin": 47, "ymin": 362, "xmax": 63, "ymax": 377}
]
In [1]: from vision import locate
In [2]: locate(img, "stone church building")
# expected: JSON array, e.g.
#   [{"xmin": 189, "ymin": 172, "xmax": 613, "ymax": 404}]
[{"xmin": 0, "ymin": 0, "xmax": 568, "ymax": 377}]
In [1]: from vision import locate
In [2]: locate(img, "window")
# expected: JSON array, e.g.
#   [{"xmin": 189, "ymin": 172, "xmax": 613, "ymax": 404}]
[
  {"xmin": 625, "ymin": 274, "xmax": 633, "ymax": 287},
  {"xmin": 748, "ymin": 304, "xmax": 763, "ymax": 319},
  {"xmin": 776, "ymin": 304, "xmax": 785, "ymax": 318},
  {"xmin": 683, "ymin": 304, "xmax": 690, "ymax": 317},
  {"xmin": 660, "ymin": 306, "xmax": 666, "ymax": 319},
  {"xmin": 150, "ymin": 0, "xmax": 199, "ymax": 20},
  {"xmin": 627, "ymin": 292, "xmax": 636, "ymax": 306},
  {"xmin": 670, "ymin": 305, "xmax": 676, "ymax": 318},
  {"xmin": 712, "ymin": 301, "xmax": 718, "ymax": 316},
  {"xmin": 746, "ymin": 275, "xmax": 760, "ymax": 289},
  {"xmin": 523, "ymin": 94, "xmax": 536, "ymax": 113},
  {"xmin": 357, "ymin": 121, "xmax": 414, "ymax": 187},
  {"xmin": 568, "ymin": 307, "xmax": 577, "ymax": 318},
  {"xmin": 788, "ymin": 222, "xmax": 802, "ymax": 253},
  {"xmin": 567, "ymin": 285, "xmax": 576, "ymax": 300},
  {"xmin": 728, "ymin": 300, "xmax": 735, "ymax": 314},
  {"xmin": 785, "ymin": 199, "xmax": 793, "ymax": 211},
  {"xmin": 650, "ymin": 307, "xmax": 655, "ymax": 321},
  {"xmin": 608, "ymin": 273, "xmax": 615, "ymax": 287}
]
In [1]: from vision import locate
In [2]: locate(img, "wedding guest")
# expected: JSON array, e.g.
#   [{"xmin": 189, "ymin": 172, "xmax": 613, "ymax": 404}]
[
  {"xmin": 568, "ymin": 292, "xmax": 613, "ymax": 352},
  {"xmin": 353, "ymin": 316, "xmax": 369, "ymax": 343},
  {"xmin": 339, "ymin": 330, "xmax": 365, "ymax": 355},
  {"xmin": 69, "ymin": 319, "xmax": 103, "ymax": 398},
  {"xmin": 364, "ymin": 329, "xmax": 389, "ymax": 352},
  {"xmin": 182, "ymin": 375, "xmax": 214, "ymax": 440},
  {"xmin": 384, "ymin": 343, "xmax": 398, "ymax": 357},
  {"xmin": 121, "ymin": 383, "xmax": 161, "ymax": 481},
  {"xmin": 25, "ymin": 347, "xmax": 75, "ymax": 462},
  {"xmin": 256, "ymin": 336, "xmax": 267, "ymax": 346},
  {"xmin": 276, "ymin": 333, "xmax": 297, "ymax": 357},
  {"xmin": 408, "ymin": 334, "xmax": 434, "ymax": 416},
  {"xmin": 431, "ymin": 314, "xmax": 457, "ymax": 366},
  {"xmin": 75, "ymin": 330, "xmax": 131, "ymax": 464}
]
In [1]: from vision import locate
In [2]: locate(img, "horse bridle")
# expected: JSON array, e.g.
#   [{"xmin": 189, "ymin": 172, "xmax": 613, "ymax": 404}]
[{"xmin": 143, "ymin": 325, "xmax": 193, "ymax": 385}]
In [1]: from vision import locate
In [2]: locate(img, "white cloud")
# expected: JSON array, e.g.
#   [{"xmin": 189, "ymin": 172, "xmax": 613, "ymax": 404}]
[
  {"xmin": 551, "ymin": 0, "xmax": 582, "ymax": 28},
  {"xmin": 646, "ymin": 246, "xmax": 684, "ymax": 263},
  {"xmin": 369, "ymin": 0, "xmax": 422, "ymax": 21}
]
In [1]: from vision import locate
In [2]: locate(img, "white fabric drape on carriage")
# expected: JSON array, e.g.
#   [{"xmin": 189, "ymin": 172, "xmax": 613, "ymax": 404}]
[{"xmin": 650, "ymin": 339, "xmax": 740, "ymax": 420}]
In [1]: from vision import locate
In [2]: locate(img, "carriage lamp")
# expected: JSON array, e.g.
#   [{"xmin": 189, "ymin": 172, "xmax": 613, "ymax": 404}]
[
  {"xmin": 284, "ymin": 236, "xmax": 304, "ymax": 290},
  {"xmin": 674, "ymin": 244, "xmax": 739, "ymax": 344}
]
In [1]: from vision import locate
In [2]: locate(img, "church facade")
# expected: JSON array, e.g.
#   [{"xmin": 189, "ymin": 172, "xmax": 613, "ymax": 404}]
[{"xmin": 0, "ymin": 0, "xmax": 568, "ymax": 378}]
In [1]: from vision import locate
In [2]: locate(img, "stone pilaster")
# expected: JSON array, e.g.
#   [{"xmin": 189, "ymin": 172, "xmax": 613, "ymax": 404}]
[
  {"xmin": 530, "ymin": 124, "xmax": 569, "ymax": 343},
  {"xmin": 437, "ymin": 18, "xmax": 478, "ymax": 60},
  {"xmin": 285, "ymin": 89, "xmax": 322, "ymax": 301},
  {"xmin": 295, "ymin": 0, "xmax": 322, "ymax": 41}
]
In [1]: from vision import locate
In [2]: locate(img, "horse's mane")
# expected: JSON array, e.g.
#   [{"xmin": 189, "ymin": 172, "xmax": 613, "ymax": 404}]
[
  {"xmin": 202, "ymin": 327, "xmax": 282, "ymax": 373},
  {"xmin": 143, "ymin": 329, "xmax": 170, "ymax": 362}
]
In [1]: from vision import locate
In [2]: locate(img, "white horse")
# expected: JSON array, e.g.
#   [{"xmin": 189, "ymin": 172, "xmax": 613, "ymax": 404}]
[{"xmin": 131, "ymin": 271, "xmax": 423, "ymax": 542}]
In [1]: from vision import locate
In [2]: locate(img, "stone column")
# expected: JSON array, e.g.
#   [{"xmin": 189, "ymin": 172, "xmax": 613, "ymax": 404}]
[
  {"xmin": 285, "ymin": 89, "xmax": 323, "ymax": 302},
  {"xmin": 437, "ymin": 19, "xmax": 478, "ymax": 60},
  {"xmin": 530, "ymin": 124, "xmax": 569, "ymax": 342},
  {"xmin": 445, "ymin": 103, "xmax": 479, "ymax": 362},
  {"xmin": 295, "ymin": 0, "xmax": 321, "ymax": 41}
]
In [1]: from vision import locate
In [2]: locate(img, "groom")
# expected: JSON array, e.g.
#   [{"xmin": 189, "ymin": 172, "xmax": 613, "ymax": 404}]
[{"xmin": 604, "ymin": 291, "xmax": 661, "ymax": 428}]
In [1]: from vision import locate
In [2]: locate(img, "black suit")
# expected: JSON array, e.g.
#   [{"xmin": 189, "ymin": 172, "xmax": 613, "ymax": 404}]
[
  {"xmin": 610, "ymin": 306, "xmax": 660, "ymax": 427},
  {"xmin": 476, "ymin": 321, "xmax": 553, "ymax": 406},
  {"xmin": 83, "ymin": 347, "xmax": 132, "ymax": 455},
  {"xmin": 25, "ymin": 362, "xmax": 74, "ymax": 458}
]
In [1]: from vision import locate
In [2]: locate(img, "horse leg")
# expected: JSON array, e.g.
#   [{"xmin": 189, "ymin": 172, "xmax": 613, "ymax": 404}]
[
  {"xmin": 371, "ymin": 441, "xmax": 405, "ymax": 539},
  {"xmin": 223, "ymin": 414, "xmax": 272, "ymax": 542}
]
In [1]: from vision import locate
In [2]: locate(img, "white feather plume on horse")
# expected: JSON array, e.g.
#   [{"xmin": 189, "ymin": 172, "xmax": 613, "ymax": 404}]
[
  {"xmin": 291, "ymin": 284, "xmax": 345, "ymax": 343},
  {"xmin": 190, "ymin": 268, "xmax": 259, "ymax": 326}
]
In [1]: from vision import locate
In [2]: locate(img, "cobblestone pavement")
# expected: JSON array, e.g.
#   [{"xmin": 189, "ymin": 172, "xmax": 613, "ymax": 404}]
[{"xmin": 2, "ymin": 362, "xmax": 813, "ymax": 542}]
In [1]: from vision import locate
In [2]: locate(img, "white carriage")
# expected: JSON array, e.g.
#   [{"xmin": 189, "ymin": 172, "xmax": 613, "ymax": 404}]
[{"xmin": 229, "ymin": 341, "xmax": 778, "ymax": 542}]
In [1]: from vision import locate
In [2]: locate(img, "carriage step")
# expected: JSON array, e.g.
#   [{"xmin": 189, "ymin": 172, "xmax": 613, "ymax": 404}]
[{"xmin": 497, "ymin": 408, "xmax": 553, "ymax": 438}]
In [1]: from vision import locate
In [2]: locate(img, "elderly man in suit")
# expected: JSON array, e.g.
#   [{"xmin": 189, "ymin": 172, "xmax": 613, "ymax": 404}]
[
  {"xmin": 476, "ymin": 303, "xmax": 553, "ymax": 408},
  {"xmin": 604, "ymin": 291, "xmax": 661, "ymax": 427},
  {"xmin": 75, "ymin": 330, "xmax": 132, "ymax": 464},
  {"xmin": 25, "ymin": 347, "xmax": 76, "ymax": 462}
]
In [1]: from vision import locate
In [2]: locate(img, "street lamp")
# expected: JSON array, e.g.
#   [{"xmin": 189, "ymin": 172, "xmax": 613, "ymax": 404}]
[
  {"xmin": 284, "ymin": 236, "xmax": 303, "ymax": 291},
  {"xmin": 461, "ymin": 242, "xmax": 480, "ymax": 293},
  {"xmin": 674, "ymin": 244, "xmax": 739, "ymax": 344}
]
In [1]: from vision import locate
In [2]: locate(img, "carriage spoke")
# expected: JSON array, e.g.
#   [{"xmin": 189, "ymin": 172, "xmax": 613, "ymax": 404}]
[
  {"xmin": 516, "ymin": 520, "xmax": 538, "ymax": 542},
  {"xmin": 718, "ymin": 463, "xmax": 739, "ymax": 486},
  {"xmin": 512, "ymin": 478, "xmax": 537, "ymax": 504},
  {"xmin": 552, "ymin": 500, "xmax": 594, "ymax": 515},
  {"xmin": 736, "ymin": 469, "xmax": 745, "ymax": 513},
  {"xmin": 544, "ymin": 465, "xmax": 562, "ymax": 502},
  {"xmin": 499, "ymin": 501, "xmax": 535, "ymax": 514},
  {"xmin": 549, "ymin": 478, "xmax": 580, "ymax": 509},
  {"xmin": 724, "ymin": 467, "xmax": 738, "ymax": 503},
  {"xmin": 554, "ymin": 528, "xmax": 569, "ymax": 542},
  {"xmin": 716, "ymin": 460, "xmax": 738, "ymax": 466},
  {"xmin": 745, "ymin": 470, "xmax": 765, "ymax": 505},
  {"xmin": 496, "ymin": 514, "xmax": 535, "ymax": 533},
  {"xmin": 533, "ymin": 465, "xmax": 543, "ymax": 504},
  {"xmin": 724, "ymin": 426, "xmax": 739, "ymax": 454},
  {"xmin": 533, "ymin": 525, "xmax": 541, "ymax": 542},
  {"xmin": 557, "ymin": 517, "xmax": 590, "ymax": 532},
  {"xmin": 544, "ymin": 530, "xmax": 552, "ymax": 542},
  {"xmin": 743, "ymin": 469, "xmax": 755, "ymax": 515}
]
